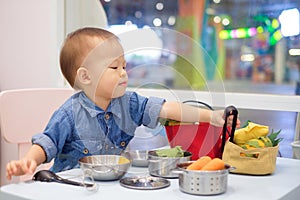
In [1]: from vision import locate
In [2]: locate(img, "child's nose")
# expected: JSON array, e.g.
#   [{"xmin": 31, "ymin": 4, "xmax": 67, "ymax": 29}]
[{"xmin": 120, "ymin": 68, "xmax": 127, "ymax": 77}]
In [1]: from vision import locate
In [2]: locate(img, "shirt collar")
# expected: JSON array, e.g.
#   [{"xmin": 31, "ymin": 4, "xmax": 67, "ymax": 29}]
[
  {"xmin": 78, "ymin": 91, "xmax": 120, "ymax": 118},
  {"xmin": 78, "ymin": 92, "xmax": 103, "ymax": 118}
]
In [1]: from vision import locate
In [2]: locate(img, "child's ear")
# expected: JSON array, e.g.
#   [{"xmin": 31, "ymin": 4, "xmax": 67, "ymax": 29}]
[{"xmin": 76, "ymin": 67, "xmax": 91, "ymax": 85}]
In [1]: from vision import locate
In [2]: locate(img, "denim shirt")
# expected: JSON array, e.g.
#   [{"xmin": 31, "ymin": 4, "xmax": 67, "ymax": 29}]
[{"xmin": 32, "ymin": 91, "xmax": 165, "ymax": 172}]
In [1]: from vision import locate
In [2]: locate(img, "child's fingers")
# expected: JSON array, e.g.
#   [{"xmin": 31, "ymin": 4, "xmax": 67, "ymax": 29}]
[
  {"xmin": 26, "ymin": 160, "xmax": 37, "ymax": 174},
  {"xmin": 6, "ymin": 160, "xmax": 20, "ymax": 179},
  {"xmin": 6, "ymin": 159, "xmax": 35, "ymax": 180},
  {"xmin": 6, "ymin": 172, "xmax": 12, "ymax": 180},
  {"xmin": 6, "ymin": 162, "xmax": 13, "ymax": 180},
  {"xmin": 7, "ymin": 160, "xmax": 18, "ymax": 173},
  {"xmin": 211, "ymin": 110, "xmax": 225, "ymax": 127},
  {"xmin": 20, "ymin": 159, "xmax": 36, "ymax": 174},
  {"xmin": 226, "ymin": 115, "xmax": 241, "ymax": 127}
]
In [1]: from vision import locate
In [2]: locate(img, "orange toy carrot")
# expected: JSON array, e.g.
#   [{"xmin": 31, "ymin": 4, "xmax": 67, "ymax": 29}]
[
  {"xmin": 187, "ymin": 156, "xmax": 212, "ymax": 170},
  {"xmin": 201, "ymin": 158, "xmax": 225, "ymax": 171}
]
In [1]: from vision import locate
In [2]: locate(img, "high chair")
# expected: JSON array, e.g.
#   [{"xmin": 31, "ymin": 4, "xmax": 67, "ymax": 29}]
[{"xmin": 0, "ymin": 88, "xmax": 74, "ymax": 186}]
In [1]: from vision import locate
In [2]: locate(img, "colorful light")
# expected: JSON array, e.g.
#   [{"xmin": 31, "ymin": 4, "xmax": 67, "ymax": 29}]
[
  {"xmin": 236, "ymin": 28, "xmax": 247, "ymax": 38},
  {"xmin": 219, "ymin": 30, "xmax": 230, "ymax": 39},
  {"xmin": 269, "ymin": 30, "xmax": 283, "ymax": 45},
  {"xmin": 218, "ymin": 15, "xmax": 288, "ymax": 45},
  {"xmin": 256, "ymin": 26, "xmax": 264, "ymax": 33},
  {"xmin": 271, "ymin": 19, "xmax": 280, "ymax": 29},
  {"xmin": 219, "ymin": 27, "xmax": 257, "ymax": 39},
  {"xmin": 219, "ymin": 20, "xmax": 283, "ymax": 45},
  {"xmin": 248, "ymin": 27, "xmax": 257, "ymax": 36}
]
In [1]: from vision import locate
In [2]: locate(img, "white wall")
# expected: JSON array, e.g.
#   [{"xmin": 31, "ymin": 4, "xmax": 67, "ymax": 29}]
[
  {"xmin": 0, "ymin": 0, "xmax": 108, "ymax": 91},
  {"xmin": 65, "ymin": 0, "xmax": 108, "ymax": 34},
  {"xmin": 0, "ymin": 0, "xmax": 66, "ymax": 91}
]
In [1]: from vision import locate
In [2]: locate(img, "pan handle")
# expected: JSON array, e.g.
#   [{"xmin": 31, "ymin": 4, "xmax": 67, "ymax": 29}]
[
  {"xmin": 221, "ymin": 106, "xmax": 238, "ymax": 152},
  {"xmin": 182, "ymin": 100, "xmax": 214, "ymax": 110}
]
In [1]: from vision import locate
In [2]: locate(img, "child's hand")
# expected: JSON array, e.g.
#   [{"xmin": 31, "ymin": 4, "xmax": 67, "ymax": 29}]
[
  {"xmin": 210, "ymin": 110, "xmax": 225, "ymax": 127},
  {"xmin": 226, "ymin": 113, "xmax": 241, "ymax": 128},
  {"xmin": 210, "ymin": 110, "xmax": 241, "ymax": 128},
  {"xmin": 6, "ymin": 158, "xmax": 37, "ymax": 180}
]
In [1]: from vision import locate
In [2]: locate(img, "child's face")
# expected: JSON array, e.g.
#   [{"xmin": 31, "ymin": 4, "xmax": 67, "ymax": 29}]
[
  {"xmin": 95, "ymin": 54, "xmax": 128, "ymax": 99},
  {"xmin": 83, "ymin": 37, "xmax": 128, "ymax": 100}
]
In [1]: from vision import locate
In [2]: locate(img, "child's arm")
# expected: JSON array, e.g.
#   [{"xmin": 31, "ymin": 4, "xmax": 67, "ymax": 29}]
[
  {"xmin": 159, "ymin": 101, "xmax": 235, "ymax": 127},
  {"xmin": 6, "ymin": 144, "xmax": 46, "ymax": 180}
]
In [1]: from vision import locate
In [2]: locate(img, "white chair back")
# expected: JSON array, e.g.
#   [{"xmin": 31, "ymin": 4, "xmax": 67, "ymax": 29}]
[{"xmin": 0, "ymin": 88, "xmax": 73, "ymax": 186}]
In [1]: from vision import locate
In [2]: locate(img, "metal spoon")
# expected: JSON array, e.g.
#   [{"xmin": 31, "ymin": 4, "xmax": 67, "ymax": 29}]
[{"xmin": 32, "ymin": 170, "xmax": 94, "ymax": 187}]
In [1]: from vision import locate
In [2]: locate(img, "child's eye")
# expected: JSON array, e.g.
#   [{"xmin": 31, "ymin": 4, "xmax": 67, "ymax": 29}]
[
  {"xmin": 123, "ymin": 62, "xmax": 127, "ymax": 70},
  {"xmin": 109, "ymin": 66, "xmax": 118, "ymax": 70}
]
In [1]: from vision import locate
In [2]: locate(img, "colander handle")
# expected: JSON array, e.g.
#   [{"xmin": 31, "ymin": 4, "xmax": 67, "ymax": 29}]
[{"xmin": 221, "ymin": 106, "xmax": 238, "ymax": 152}]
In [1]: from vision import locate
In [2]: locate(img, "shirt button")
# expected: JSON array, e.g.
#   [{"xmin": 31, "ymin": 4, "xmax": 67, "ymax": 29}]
[
  {"xmin": 120, "ymin": 141, "xmax": 126, "ymax": 147},
  {"xmin": 105, "ymin": 114, "xmax": 110, "ymax": 120},
  {"xmin": 83, "ymin": 148, "xmax": 89, "ymax": 154}
]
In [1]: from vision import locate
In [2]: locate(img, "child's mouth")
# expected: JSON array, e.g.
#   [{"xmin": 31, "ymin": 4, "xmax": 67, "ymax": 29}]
[{"xmin": 119, "ymin": 81, "xmax": 127, "ymax": 86}]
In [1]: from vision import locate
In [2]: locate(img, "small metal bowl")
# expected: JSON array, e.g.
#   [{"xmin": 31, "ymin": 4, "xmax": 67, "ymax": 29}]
[
  {"xmin": 79, "ymin": 155, "xmax": 131, "ymax": 181},
  {"xmin": 148, "ymin": 150, "xmax": 192, "ymax": 178},
  {"xmin": 122, "ymin": 150, "xmax": 149, "ymax": 167}
]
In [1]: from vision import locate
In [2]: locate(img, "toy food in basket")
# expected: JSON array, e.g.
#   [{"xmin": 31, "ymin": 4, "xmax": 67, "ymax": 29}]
[{"xmin": 222, "ymin": 121, "xmax": 282, "ymax": 175}]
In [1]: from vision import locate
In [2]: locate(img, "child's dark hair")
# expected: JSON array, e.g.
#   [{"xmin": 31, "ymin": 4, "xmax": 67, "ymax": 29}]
[{"xmin": 59, "ymin": 27, "xmax": 116, "ymax": 88}]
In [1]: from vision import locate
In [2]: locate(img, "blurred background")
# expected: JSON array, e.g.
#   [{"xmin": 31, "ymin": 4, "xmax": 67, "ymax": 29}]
[
  {"xmin": 101, "ymin": 0, "xmax": 300, "ymax": 158},
  {"xmin": 99, "ymin": 0, "xmax": 300, "ymax": 95}
]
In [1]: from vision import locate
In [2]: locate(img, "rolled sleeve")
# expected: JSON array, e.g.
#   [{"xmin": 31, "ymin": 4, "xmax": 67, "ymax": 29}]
[
  {"xmin": 32, "ymin": 133, "xmax": 58, "ymax": 163},
  {"xmin": 142, "ymin": 96, "xmax": 165, "ymax": 128},
  {"xmin": 31, "ymin": 105, "xmax": 73, "ymax": 164}
]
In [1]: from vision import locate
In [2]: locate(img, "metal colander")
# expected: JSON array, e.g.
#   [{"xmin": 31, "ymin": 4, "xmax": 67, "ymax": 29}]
[{"xmin": 175, "ymin": 162, "xmax": 234, "ymax": 195}]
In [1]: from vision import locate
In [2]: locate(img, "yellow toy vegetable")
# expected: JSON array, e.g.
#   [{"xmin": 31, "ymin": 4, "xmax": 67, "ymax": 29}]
[{"xmin": 233, "ymin": 122, "xmax": 269, "ymax": 145}]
